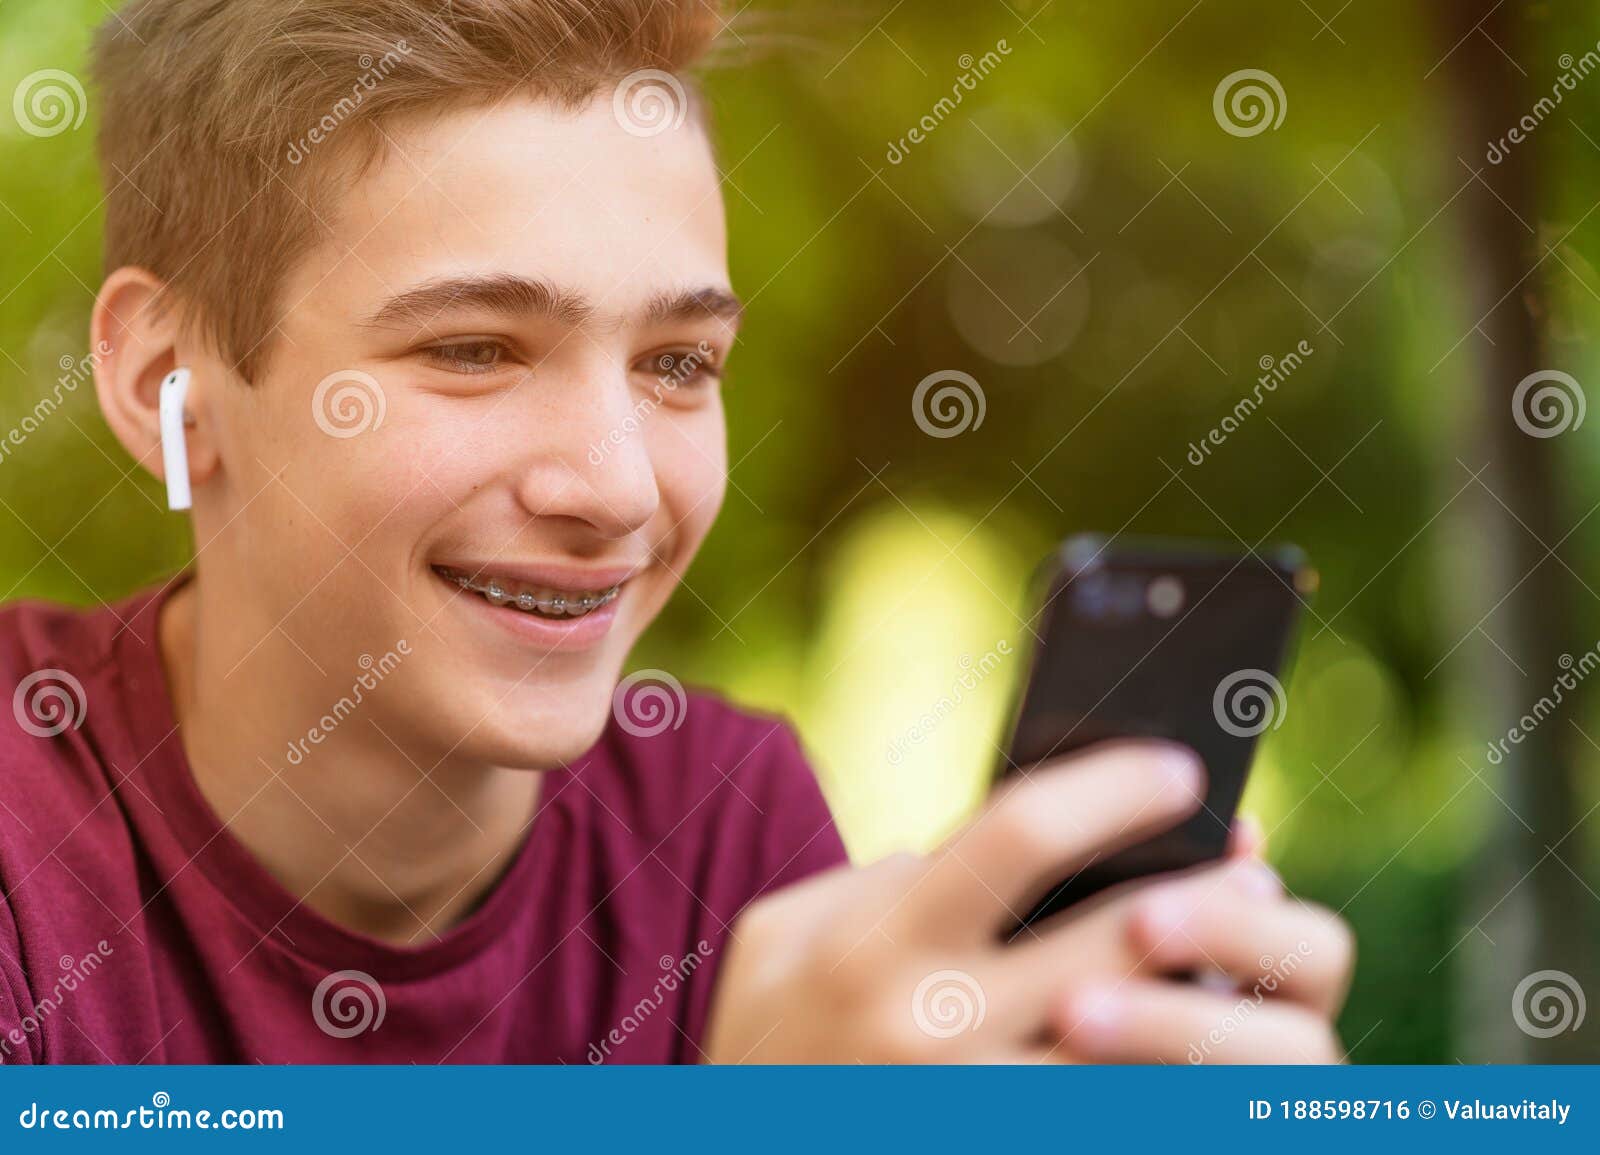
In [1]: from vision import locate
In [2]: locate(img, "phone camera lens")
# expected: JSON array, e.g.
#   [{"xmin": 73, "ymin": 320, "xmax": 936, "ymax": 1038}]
[
  {"xmin": 1071, "ymin": 573, "xmax": 1112, "ymax": 618},
  {"xmin": 1146, "ymin": 574, "xmax": 1185, "ymax": 618},
  {"xmin": 1071, "ymin": 572, "xmax": 1152, "ymax": 621},
  {"xmin": 1111, "ymin": 576, "xmax": 1143, "ymax": 617}
]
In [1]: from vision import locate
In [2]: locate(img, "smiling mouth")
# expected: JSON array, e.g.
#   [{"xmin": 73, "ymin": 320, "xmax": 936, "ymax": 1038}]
[{"xmin": 433, "ymin": 564, "xmax": 622, "ymax": 619}]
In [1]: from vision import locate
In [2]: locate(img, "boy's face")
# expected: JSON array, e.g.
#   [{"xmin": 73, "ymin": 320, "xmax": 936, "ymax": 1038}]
[{"xmin": 196, "ymin": 94, "xmax": 733, "ymax": 768}]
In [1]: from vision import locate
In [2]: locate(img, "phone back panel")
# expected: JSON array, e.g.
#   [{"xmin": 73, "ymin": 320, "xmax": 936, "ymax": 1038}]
[{"xmin": 1003, "ymin": 536, "xmax": 1307, "ymax": 925}]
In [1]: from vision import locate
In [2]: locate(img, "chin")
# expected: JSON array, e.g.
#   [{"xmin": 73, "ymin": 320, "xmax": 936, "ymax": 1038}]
[
  {"xmin": 449, "ymin": 690, "xmax": 617, "ymax": 770},
  {"xmin": 510, "ymin": 718, "xmax": 612, "ymax": 769}
]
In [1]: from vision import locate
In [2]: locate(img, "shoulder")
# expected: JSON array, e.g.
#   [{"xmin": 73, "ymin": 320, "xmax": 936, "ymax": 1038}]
[
  {"xmin": 0, "ymin": 595, "xmax": 145, "ymax": 1063},
  {"xmin": 0, "ymin": 595, "xmax": 120, "ymax": 680},
  {"xmin": 0, "ymin": 596, "xmax": 117, "ymax": 781},
  {"xmin": 575, "ymin": 681, "xmax": 848, "ymax": 894},
  {"xmin": 0, "ymin": 593, "xmax": 148, "ymax": 883}
]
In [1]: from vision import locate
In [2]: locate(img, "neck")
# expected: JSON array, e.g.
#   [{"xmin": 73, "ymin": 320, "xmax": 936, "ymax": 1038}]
[{"xmin": 158, "ymin": 577, "xmax": 541, "ymax": 946}]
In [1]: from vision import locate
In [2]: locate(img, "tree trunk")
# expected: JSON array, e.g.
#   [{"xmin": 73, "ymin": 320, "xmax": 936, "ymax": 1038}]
[{"xmin": 1435, "ymin": 0, "xmax": 1596, "ymax": 1062}]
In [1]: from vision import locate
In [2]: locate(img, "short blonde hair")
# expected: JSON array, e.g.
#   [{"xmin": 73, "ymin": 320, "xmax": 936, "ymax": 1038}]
[{"xmin": 92, "ymin": 0, "xmax": 722, "ymax": 380}]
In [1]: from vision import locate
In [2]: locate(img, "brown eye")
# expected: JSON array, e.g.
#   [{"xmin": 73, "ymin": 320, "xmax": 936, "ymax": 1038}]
[
  {"xmin": 635, "ymin": 347, "xmax": 722, "ymax": 389},
  {"xmin": 425, "ymin": 341, "xmax": 506, "ymax": 374}
]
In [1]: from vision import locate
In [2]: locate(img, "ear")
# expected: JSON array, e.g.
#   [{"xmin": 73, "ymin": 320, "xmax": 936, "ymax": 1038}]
[{"xmin": 90, "ymin": 268, "xmax": 220, "ymax": 495}]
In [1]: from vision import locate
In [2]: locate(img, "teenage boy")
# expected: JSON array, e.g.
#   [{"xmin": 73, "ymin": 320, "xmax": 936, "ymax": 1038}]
[{"xmin": 0, "ymin": 0, "xmax": 1351, "ymax": 1063}]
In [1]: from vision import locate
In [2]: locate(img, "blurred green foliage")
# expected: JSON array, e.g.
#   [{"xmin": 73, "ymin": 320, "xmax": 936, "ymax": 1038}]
[{"xmin": 5, "ymin": 0, "xmax": 1600, "ymax": 1063}]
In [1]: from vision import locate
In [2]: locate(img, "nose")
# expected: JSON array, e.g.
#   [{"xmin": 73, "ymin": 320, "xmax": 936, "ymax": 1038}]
[{"xmin": 511, "ymin": 368, "xmax": 661, "ymax": 539}]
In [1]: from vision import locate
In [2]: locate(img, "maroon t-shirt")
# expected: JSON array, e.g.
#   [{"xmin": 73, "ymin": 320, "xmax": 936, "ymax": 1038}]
[{"xmin": 0, "ymin": 583, "xmax": 846, "ymax": 1064}]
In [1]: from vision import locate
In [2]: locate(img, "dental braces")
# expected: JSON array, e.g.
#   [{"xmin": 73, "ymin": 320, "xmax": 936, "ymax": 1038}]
[{"xmin": 448, "ymin": 572, "xmax": 620, "ymax": 615}]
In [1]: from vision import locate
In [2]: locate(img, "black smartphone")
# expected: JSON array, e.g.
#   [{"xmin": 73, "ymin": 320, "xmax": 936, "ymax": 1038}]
[{"xmin": 998, "ymin": 534, "xmax": 1313, "ymax": 928}]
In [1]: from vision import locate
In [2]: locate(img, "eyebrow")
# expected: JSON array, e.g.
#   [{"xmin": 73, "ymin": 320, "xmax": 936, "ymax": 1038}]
[
  {"xmin": 643, "ymin": 285, "xmax": 744, "ymax": 327},
  {"xmin": 360, "ymin": 273, "xmax": 743, "ymax": 332}
]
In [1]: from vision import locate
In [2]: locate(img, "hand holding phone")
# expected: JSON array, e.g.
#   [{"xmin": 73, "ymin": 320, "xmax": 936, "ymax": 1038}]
[
  {"xmin": 711, "ymin": 740, "xmax": 1351, "ymax": 1063},
  {"xmin": 998, "ymin": 535, "xmax": 1313, "ymax": 926}
]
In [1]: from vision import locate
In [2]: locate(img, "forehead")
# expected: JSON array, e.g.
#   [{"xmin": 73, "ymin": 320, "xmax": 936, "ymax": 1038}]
[{"xmin": 287, "ymin": 94, "xmax": 729, "ymax": 321}]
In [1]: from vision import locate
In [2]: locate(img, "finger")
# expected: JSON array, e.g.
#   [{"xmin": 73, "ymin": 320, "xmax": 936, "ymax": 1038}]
[
  {"xmin": 730, "ymin": 850, "xmax": 926, "ymax": 977},
  {"xmin": 1001, "ymin": 857, "xmax": 1283, "ymax": 1004},
  {"xmin": 1227, "ymin": 813, "xmax": 1265, "ymax": 860},
  {"xmin": 1054, "ymin": 978, "xmax": 1344, "ymax": 1064},
  {"xmin": 1128, "ymin": 887, "xmax": 1354, "ymax": 1015},
  {"xmin": 904, "ymin": 741, "xmax": 1205, "ymax": 942}
]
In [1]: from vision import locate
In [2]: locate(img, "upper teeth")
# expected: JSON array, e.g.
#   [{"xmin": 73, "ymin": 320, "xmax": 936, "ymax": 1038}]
[{"xmin": 438, "ymin": 567, "xmax": 620, "ymax": 617}]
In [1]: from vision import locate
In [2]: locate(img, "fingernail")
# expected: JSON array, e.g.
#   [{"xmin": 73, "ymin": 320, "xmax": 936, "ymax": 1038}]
[
  {"xmin": 1157, "ymin": 746, "xmax": 1204, "ymax": 798},
  {"xmin": 1234, "ymin": 860, "xmax": 1282, "ymax": 898},
  {"xmin": 1137, "ymin": 892, "xmax": 1191, "ymax": 947},
  {"xmin": 1064, "ymin": 986, "xmax": 1121, "ymax": 1043}
]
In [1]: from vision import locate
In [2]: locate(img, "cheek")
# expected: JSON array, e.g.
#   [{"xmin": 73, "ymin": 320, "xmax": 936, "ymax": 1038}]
[
  {"xmin": 653, "ymin": 402, "xmax": 727, "ymax": 542},
  {"xmin": 257, "ymin": 382, "xmax": 470, "ymax": 560},
  {"xmin": 362, "ymin": 393, "xmax": 502, "ymax": 506}
]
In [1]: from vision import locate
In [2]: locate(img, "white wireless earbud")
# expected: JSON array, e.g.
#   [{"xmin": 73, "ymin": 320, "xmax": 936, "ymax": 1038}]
[{"xmin": 158, "ymin": 368, "xmax": 192, "ymax": 511}]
